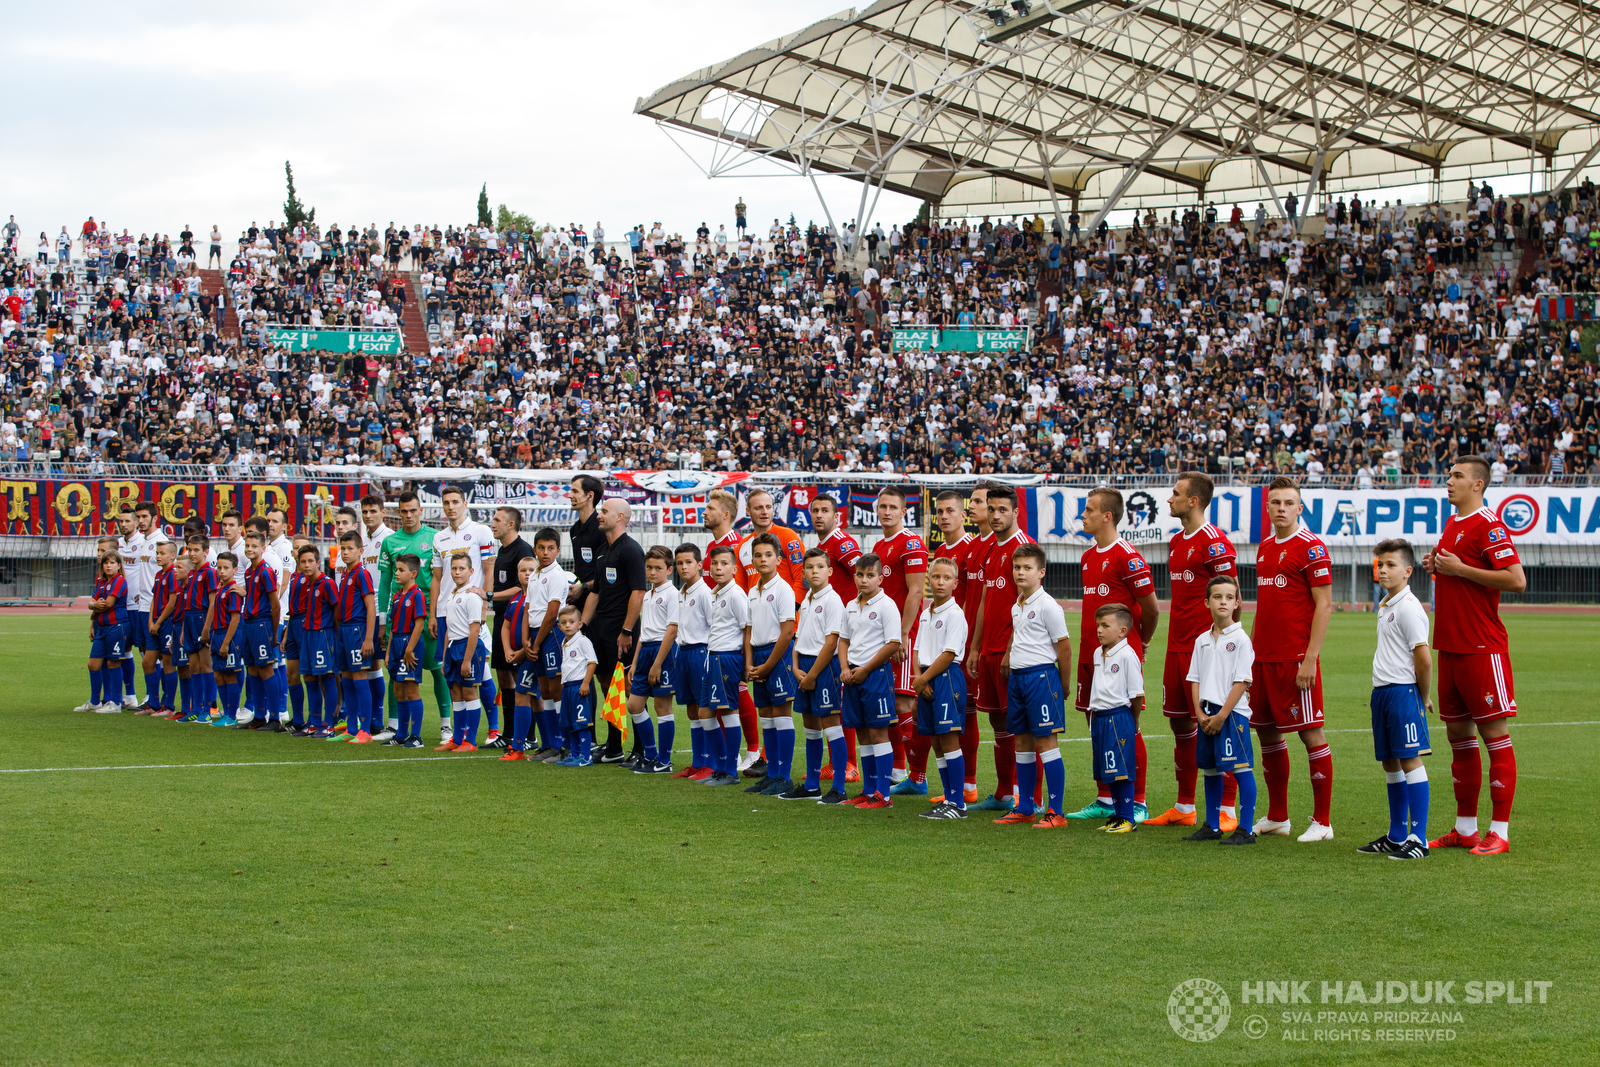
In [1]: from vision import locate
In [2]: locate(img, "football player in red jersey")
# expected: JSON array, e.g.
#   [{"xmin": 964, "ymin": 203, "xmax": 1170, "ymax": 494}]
[
  {"xmin": 1066, "ymin": 487, "xmax": 1159, "ymax": 821},
  {"xmin": 967, "ymin": 483, "xmax": 1033, "ymax": 811},
  {"xmin": 738, "ymin": 488, "xmax": 807, "ymax": 599},
  {"xmin": 1251, "ymin": 477, "xmax": 1336, "ymax": 842},
  {"xmin": 906, "ymin": 489, "xmax": 981, "ymax": 804},
  {"xmin": 873, "ymin": 486, "xmax": 928, "ymax": 788},
  {"xmin": 1425, "ymin": 456, "xmax": 1526, "ymax": 856},
  {"xmin": 1145, "ymin": 472, "xmax": 1241, "ymax": 830},
  {"xmin": 704, "ymin": 490, "xmax": 763, "ymax": 773},
  {"xmin": 809, "ymin": 492, "xmax": 862, "ymax": 783}
]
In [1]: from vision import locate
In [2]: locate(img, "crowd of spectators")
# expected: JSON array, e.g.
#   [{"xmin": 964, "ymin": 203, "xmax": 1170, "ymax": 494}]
[{"xmin": 0, "ymin": 175, "xmax": 1596, "ymax": 485}]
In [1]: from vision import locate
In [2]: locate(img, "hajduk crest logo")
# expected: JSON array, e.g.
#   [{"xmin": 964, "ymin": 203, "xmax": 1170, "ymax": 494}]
[
  {"xmin": 1224, "ymin": 641, "xmax": 1236, "ymax": 652},
  {"xmin": 1496, "ymin": 494, "xmax": 1539, "ymax": 536}
]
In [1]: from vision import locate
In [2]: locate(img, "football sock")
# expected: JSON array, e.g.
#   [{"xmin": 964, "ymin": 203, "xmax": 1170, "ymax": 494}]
[
  {"xmin": 179, "ymin": 674, "xmax": 193, "ymax": 716},
  {"xmin": 1404, "ymin": 766, "xmax": 1429, "ymax": 842},
  {"xmin": 144, "ymin": 670, "xmax": 160, "ymax": 708},
  {"xmin": 1385, "ymin": 769, "xmax": 1408, "ymax": 842},
  {"xmin": 859, "ymin": 747, "xmax": 877, "ymax": 796},
  {"xmin": 737, "ymin": 686, "xmax": 760, "ymax": 753},
  {"xmin": 577, "ymin": 728, "xmax": 593, "ymax": 763},
  {"xmin": 245, "ymin": 676, "xmax": 262, "ymax": 720},
  {"xmin": 720, "ymin": 713, "xmax": 741, "ymax": 774},
  {"xmin": 369, "ymin": 677, "xmax": 386, "ymax": 726},
  {"xmin": 221, "ymin": 679, "xmax": 240, "ymax": 719},
  {"xmin": 1014, "ymin": 752, "xmax": 1038, "ymax": 815},
  {"xmin": 1262, "ymin": 740, "xmax": 1291, "ymax": 822},
  {"xmin": 408, "ymin": 698, "xmax": 426, "ymax": 740},
  {"xmin": 1040, "ymin": 747, "xmax": 1064, "ymax": 816},
  {"xmin": 1450, "ymin": 736, "xmax": 1481, "ymax": 829},
  {"xmin": 891, "ymin": 710, "xmax": 913, "ymax": 771},
  {"xmin": 705, "ymin": 717, "xmax": 726, "ymax": 771},
  {"xmin": 1307, "ymin": 743, "xmax": 1333, "ymax": 825},
  {"xmin": 450, "ymin": 700, "xmax": 467, "ymax": 745},
  {"xmin": 1133, "ymin": 730, "xmax": 1147, "ymax": 805},
  {"xmin": 306, "ymin": 677, "xmax": 324, "ymax": 728},
  {"xmin": 462, "ymin": 699, "xmax": 482, "ymax": 744},
  {"xmin": 803, "ymin": 728, "xmax": 824, "ymax": 789},
  {"xmin": 321, "ymin": 677, "xmax": 339, "ymax": 727},
  {"xmin": 206, "ymin": 672, "xmax": 218, "ymax": 712},
  {"xmin": 657, "ymin": 714, "xmax": 676, "ymax": 764},
  {"xmin": 430, "ymin": 669, "xmax": 451, "ymax": 726},
  {"xmin": 689, "ymin": 719, "xmax": 705, "ymax": 768},
  {"xmin": 1174, "ymin": 726, "xmax": 1199, "ymax": 805},
  {"xmin": 961, "ymin": 712, "xmax": 979, "ymax": 787},
  {"xmin": 289, "ymin": 679, "xmax": 305, "ymax": 726},
  {"xmin": 275, "ymin": 663, "xmax": 288, "ymax": 719},
  {"xmin": 844, "ymin": 727, "xmax": 858, "ymax": 770},
  {"xmin": 757, "ymin": 716, "xmax": 774, "ymax": 771},
  {"xmin": 386, "ymin": 677, "xmax": 397, "ymax": 719},
  {"xmin": 944, "ymin": 750, "xmax": 966, "ymax": 809},
  {"xmin": 512, "ymin": 703, "xmax": 532, "ymax": 751},
  {"xmin": 122, "ymin": 658, "xmax": 135, "ymax": 693},
  {"xmin": 163, "ymin": 670, "xmax": 178, "ymax": 710},
  {"xmin": 1487, "ymin": 735, "xmax": 1516, "ymax": 836},
  {"xmin": 1235, "ymin": 768, "xmax": 1257, "ymax": 830},
  {"xmin": 824, "ymin": 725, "xmax": 848, "ymax": 791},
  {"xmin": 479, "ymin": 679, "xmax": 497, "ymax": 730},
  {"xmin": 90, "ymin": 670, "xmax": 103, "ymax": 706},
  {"xmin": 105, "ymin": 665, "xmax": 124, "ymax": 704},
  {"xmin": 1110, "ymin": 778, "xmax": 1135, "ymax": 822},
  {"xmin": 633, "ymin": 709, "xmax": 658, "ymax": 762},
  {"xmin": 877, "ymin": 741, "xmax": 895, "ymax": 797},
  {"xmin": 1203, "ymin": 771, "xmax": 1223, "ymax": 831},
  {"xmin": 908, "ymin": 731, "xmax": 932, "ymax": 784},
  {"xmin": 934, "ymin": 753, "xmax": 950, "ymax": 799},
  {"xmin": 993, "ymin": 726, "xmax": 1016, "ymax": 799},
  {"xmin": 1221, "ymin": 770, "xmax": 1238, "ymax": 809},
  {"xmin": 772, "ymin": 716, "xmax": 794, "ymax": 779}
]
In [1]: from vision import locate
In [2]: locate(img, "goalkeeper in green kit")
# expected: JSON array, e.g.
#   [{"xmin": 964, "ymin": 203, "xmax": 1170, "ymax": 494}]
[{"xmin": 377, "ymin": 490, "xmax": 453, "ymax": 736}]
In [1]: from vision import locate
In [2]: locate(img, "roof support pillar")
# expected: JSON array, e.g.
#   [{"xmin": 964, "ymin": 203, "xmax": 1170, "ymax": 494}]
[
  {"xmin": 1037, "ymin": 139, "xmax": 1069, "ymax": 244},
  {"xmin": 1550, "ymin": 139, "xmax": 1600, "ymax": 197}
]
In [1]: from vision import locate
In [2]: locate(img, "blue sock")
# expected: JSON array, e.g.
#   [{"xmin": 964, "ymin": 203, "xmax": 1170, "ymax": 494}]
[
  {"xmin": 102, "ymin": 666, "xmax": 121, "ymax": 704},
  {"xmin": 1111, "ymin": 778, "xmax": 1135, "ymax": 821},
  {"xmin": 945, "ymin": 751, "xmax": 966, "ymax": 809},
  {"xmin": 275, "ymin": 663, "xmax": 288, "ymax": 718},
  {"xmin": 877, "ymin": 742, "xmax": 893, "ymax": 798},
  {"xmin": 122, "ymin": 658, "xmax": 135, "ymax": 692},
  {"xmin": 1386, "ymin": 770, "xmax": 1408, "ymax": 842},
  {"xmin": 635, "ymin": 711, "xmax": 658, "ymax": 762},
  {"xmin": 341, "ymin": 679, "xmax": 356, "ymax": 730},
  {"xmin": 222, "ymin": 679, "xmax": 240, "ymax": 718},
  {"xmin": 179, "ymin": 674, "xmax": 193, "ymax": 716},
  {"xmin": 144, "ymin": 671, "xmax": 160, "ymax": 707},
  {"xmin": 410, "ymin": 699, "xmax": 426, "ymax": 739},
  {"xmin": 859, "ymin": 748, "xmax": 876, "ymax": 796},
  {"xmin": 658, "ymin": 715, "xmax": 676, "ymax": 765},
  {"xmin": 306, "ymin": 677, "xmax": 324, "ymax": 728},
  {"xmin": 1236, "ymin": 768, "xmax": 1257, "ymax": 830},
  {"xmin": 246, "ymin": 675, "xmax": 263, "ymax": 720},
  {"xmin": 395, "ymin": 697, "xmax": 410, "ymax": 738},
  {"xmin": 288, "ymin": 679, "xmax": 304, "ymax": 726},
  {"xmin": 1015, "ymin": 753, "xmax": 1038, "ymax": 815},
  {"xmin": 513, "ymin": 703, "xmax": 532, "ymax": 751},
  {"xmin": 1405, "ymin": 767, "xmax": 1429, "ymax": 843},
  {"xmin": 720, "ymin": 716, "xmax": 739, "ymax": 774},
  {"xmin": 90, "ymin": 669, "xmax": 103, "ymax": 705},
  {"xmin": 826, "ymin": 729, "xmax": 848, "ymax": 791},
  {"xmin": 706, "ymin": 719, "xmax": 726, "ymax": 771},
  {"xmin": 1203, "ymin": 772, "xmax": 1223, "ymax": 831},
  {"xmin": 1041, "ymin": 750, "xmax": 1065, "ymax": 815},
  {"xmin": 204, "ymin": 672, "xmax": 216, "ymax": 712},
  {"xmin": 369, "ymin": 677, "xmax": 386, "ymax": 726},
  {"xmin": 163, "ymin": 670, "xmax": 178, "ymax": 709},
  {"xmin": 935, "ymin": 754, "xmax": 952, "ymax": 798},
  {"xmin": 689, "ymin": 721, "xmax": 704, "ymax": 768},
  {"xmin": 351, "ymin": 678, "xmax": 372, "ymax": 735},
  {"xmin": 804, "ymin": 730, "xmax": 824, "ymax": 790},
  {"xmin": 772, "ymin": 722, "xmax": 794, "ymax": 779},
  {"xmin": 578, "ymin": 729, "xmax": 593, "ymax": 762},
  {"xmin": 479, "ymin": 678, "xmax": 497, "ymax": 720},
  {"xmin": 462, "ymin": 701, "xmax": 481, "ymax": 744}
]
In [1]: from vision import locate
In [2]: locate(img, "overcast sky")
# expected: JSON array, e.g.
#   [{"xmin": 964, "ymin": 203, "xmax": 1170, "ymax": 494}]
[{"xmin": 0, "ymin": 1, "xmax": 921, "ymax": 245}]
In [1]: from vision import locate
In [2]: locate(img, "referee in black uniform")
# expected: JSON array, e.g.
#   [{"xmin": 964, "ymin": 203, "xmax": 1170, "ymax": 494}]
[
  {"xmin": 568, "ymin": 475, "xmax": 605, "ymax": 606},
  {"xmin": 581, "ymin": 497, "xmax": 646, "ymax": 763},
  {"xmin": 486, "ymin": 505, "xmax": 534, "ymax": 748}
]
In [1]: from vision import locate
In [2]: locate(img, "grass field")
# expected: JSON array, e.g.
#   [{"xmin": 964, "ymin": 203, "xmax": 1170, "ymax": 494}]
[{"xmin": 2, "ymin": 611, "xmax": 1598, "ymax": 1066}]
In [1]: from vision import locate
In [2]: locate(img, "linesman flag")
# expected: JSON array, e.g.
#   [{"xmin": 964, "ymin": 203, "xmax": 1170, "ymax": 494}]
[{"xmin": 600, "ymin": 663, "xmax": 629, "ymax": 742}]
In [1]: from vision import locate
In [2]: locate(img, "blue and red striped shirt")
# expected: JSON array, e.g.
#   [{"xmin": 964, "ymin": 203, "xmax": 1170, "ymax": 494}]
[
  {"xmin": 213, "ymin": 589, "xmax": 243, "ymax": 633},
  {"xmin": 390, "ymin": 585, "xmax": 425, "ymax": 641},
  {"xmin": 337, "ymin": 567, "xmax": 374, "ymax": 625},
  {"xmin": 244, "ymin": 560, "xmax": 278, "ymax": 620},
  {"xmin": 286, "ymin": 572, "xmax": 307, "ymax": 621},
  {"xmin": 505, "ymin": 591, "xmax": 527, "ymax": 651},
  {"xmin": 152, "ymin": 565, "xmax": 178, "ymax": 621},
  {"xmin": 94, "ymin": 574, "xmax": 129, "ymax": 626},
  {"xmin": 304, "ymin": 574, "xmax": 338, "ymax": 631},
  {"xmin": 184, "ymin": 562, "xmax": 218, "ymax": 614}
]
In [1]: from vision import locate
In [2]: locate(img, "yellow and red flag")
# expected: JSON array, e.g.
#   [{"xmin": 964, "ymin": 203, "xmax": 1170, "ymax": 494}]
[{"xmin": 599, "ymin": 663, "xmax": 629, "ymax": 742}]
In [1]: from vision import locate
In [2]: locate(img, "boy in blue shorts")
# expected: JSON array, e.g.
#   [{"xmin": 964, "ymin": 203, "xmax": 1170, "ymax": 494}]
[
  {"xmin": 147, "ymin": 541, "xmax": 181, "ymax": 718},
  {"xmin": 556, "ymin": 605, "xmax": 598, "ymax": 767},
  {"xmin": 210, "ymin": 553, "xmax": 245, "ymax": 726},
  {"xmin": 182, "ymin": 536, "xmax": 218, "ymax": 723},
  {"xmin": 700, "ymin": 545, "xmax": 748, "ymax": 786},
  {"xmin": 386, "ymin": 553, "xmax": 429, "ymax": 748},
  {"xmin": 837, "ymin": 553, "xmax": 901, "ymax": 809},
  {"xmin": 628, "ymin": 545, "xmax": 680, "ymax": 774},
  {"xmin": 914, "ymin": 556, "xmax": 970, "ymax": 818},
  {"xmin": 86, "ymin": 549, "xmax": 129, "ymax": 713},
  {"xmin": 1358, "ymin": 539, "xmax": 1433, "ymax": 860},
  {"xmin": 335, "ymin": 531, "xmax": 378, "ymax": 743},
  {"xmin": 239, "ymin": 532, "xmax": 283, "ymax": 727},
  {"xmin": 1184, "ymin": 575, "xmax": 1259, "ymax": 845},
  {"xmin": 672, "ymin": 543, "xmax": 713, "ymax": 779},
  {"xmin": 994, "ymin": 544, "xmax": 1074, "ymax": 828},
  {"xmin": 744, "ymin": 534, "xmax": 796, "ymax": 794},
  {"xmin": 527, "ymin": 528, "xmax": 568, "ymax": 760},
  {"xmin": 1087, "ymin": 601, "xmax": 1143, "ymax": 833},
  {"xmin": 439, "ymin": 551, "xmax": 488, "ymax": 752},
  {"xmin": 290, "ymin": 545, "xmax": 340, "ymax": 738},
  {"xmin": 165, "ymin": 554, "xmax": 195, "ymax": 721},
  {"xmin": 787, "ymin": 547, "xmax": 846, "ymax": 802},
  {"xmin": 501, "ymin": 555, "xmax": 542, "ymax": 760}
]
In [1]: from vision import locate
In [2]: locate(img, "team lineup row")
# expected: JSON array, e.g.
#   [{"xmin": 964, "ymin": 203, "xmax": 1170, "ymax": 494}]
[{"xmin": 79, "ymin": 464, "xmax": 1523, "ymax": 853}]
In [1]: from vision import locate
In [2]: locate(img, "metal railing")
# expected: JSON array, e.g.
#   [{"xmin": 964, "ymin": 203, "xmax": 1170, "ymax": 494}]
[{"xmin": 0, "ymin": 462, "xmax": 368, "ymax": 482}]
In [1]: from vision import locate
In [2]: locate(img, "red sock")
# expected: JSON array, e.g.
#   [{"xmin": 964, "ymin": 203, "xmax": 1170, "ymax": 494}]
[
  {"xmin": 737, "ymin": 685, "xmax": 760, "ymax": 753},
  {"xmin": 1451, "ymin": 736, "xmax": 1483, "ymax": 817},
  {"xmin": 1306, "ymin": 743, "xmax": 1333, "ymax": 826},
  {"xmin": 1133, "ymin": 730, "xmax": 1147, "ymax": 805},
  {"xmin": 1221, "ymin": 771, "xmax": 1238, "ymax": 808},
  {"xmin": 1262, "ymin": 740, "xmax": 1291, "ymax": 822},
  {"xmin": 891, "ymin": 710, "xmax": 913, "ymax": 771},
  {"xmin": 1486, "ymin": 735, "xmax": 1517, "ymax": 826},
  {"xmin": 908, "ymin": 731, "xmax": 932, "ymax": 784},
  {"xmin": 994, "ymin": 730, "xmax": 1016, "ymax": 799},
  {"xmin": 961, "ymin": 712, "xmax": 979, "ymax": 787},
  {"xmin": 845, "ymin": 728, "xmax": 858, "ymax": 768},
  {"xmin": 1173, "ymin": 726, "xmax": 1198, "ymax": 806}
]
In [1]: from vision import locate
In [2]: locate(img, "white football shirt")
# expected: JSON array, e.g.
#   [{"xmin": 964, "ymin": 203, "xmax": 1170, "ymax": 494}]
[
  {"xmin": 707, "ymin": 580, "xmax": 749, "ymax": 653},
  {"xmin": 1009, "ymin": 587, "xmax": 1070, "ymax": 669},
  {"xmin": 842, "ymin": 590, "xmax": 900, "ymax": 667},
  {"xmin": 1373, "ymin": 585, "xmax": 1430, "ymax": 687},
  {"xmin": 1186, "ymin": 623, "xmax": 1254, "ymax": 715},
  {"xmin": 915, "ymin": 597, "xmax": 968, "ymax": 671},
  {"xmin": 1089, "ymin": 638, "xmax": 1145, "ymax": 711},
  {"xmin": 795, "ymin": 586, "xmax": 844, "ymax": 657},
  {"xmin": 746, "ymin": 574, "xmax": 797, "ymax": 647},
  {"xmin": 677, "ymin": 578, "xmax": 713, "ymax": 646}
]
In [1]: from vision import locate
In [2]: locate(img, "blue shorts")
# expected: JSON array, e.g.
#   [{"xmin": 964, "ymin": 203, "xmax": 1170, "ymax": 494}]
[
  {"xmin": 240, "ymin": 618, "xmax": 276, "ymax": 667},
  {"xmin": 749, "ymin": 641, "xmax": 794, "ymax": 707},
  {"xmin": 915, "ymin": 666, "xmax": 969, "ymax": 735},
  {"xmin": 539, "ymin": 632, "xmax": 562, "ymax": 678},
  {"xmin": 129, "ymin": 609, "xmax": 150, "ymax": 651},
  {"xmin": 444, "ymin": 637, "xmax": 486, "ymax": 687},
  {"xmin": 183, "ymin": 611, "xmax": 209, "ymax": 653},
  {"xmin": 629, "ymin": 640, "xmax": 678, "ymax": 697},
  {"xmin": 211, "ymin": 630, "xmax": 243, "ymax": 673},
  {"xmin": 1091, "ymin": 706, "xmax": 1137, "ymax": 783},
  {"xmin": 298, "ymin": 628, "xmax": 336, "ymax": 676},
  {"xmin": 1196, "ymin": 703, "xmax": 1254, "ymax": 772},
  {"xmin": 91, "ymin": 621, "xmax": 127, "ymax": 661},
  {"xmin": 282, "ymin": 618, "xmax": 304, "ymax": 661},
  {"xmin": 793, "ymin": 653, "xmax": 841, "ymax": 719},
  {"xmin": 513, "ymin": 658, "xmax": 541, "ymax": 694},
  {"xmin": 561, "ymin": 680, "xmax": 594, "ymax": 729},
  {"xmin": 160, "ymin": 619, "xmax": 189, "ymax": 667},
  {"xmin": 386, "ymin": 635, "xmax": 424, "ymax": 683},
  {"xmin": 842, "ymin": 663, "xmax": 895, "ymax": 729},
  {"xmin": 1006, "ymin": 664, "xmax": 1066, "ymax": 737},
  {"xmin": 338, "ymin": 622, "xmax": 372, "ymax": 672},
  {"xmin": 678, "ymin": 644, "xmax": 708, "ymax": 707},
  {"xmin": 1371, "ymin": 683, "xmax": 1432, "ymax": 761},
  {"xmin": 705, "ymin": 650, "xmax": 744, "ymax": 711}
]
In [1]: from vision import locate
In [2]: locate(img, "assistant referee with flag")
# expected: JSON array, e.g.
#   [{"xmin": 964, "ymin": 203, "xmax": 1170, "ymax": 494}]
[{"xmin": 580, "ymin": 497, "xmax": 646, "ymax": 763}]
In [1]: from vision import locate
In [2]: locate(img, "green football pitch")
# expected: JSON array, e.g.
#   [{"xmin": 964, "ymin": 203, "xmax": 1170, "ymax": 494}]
[{"xmin": 2, "ymin": 612, "xmax": 1596, "ymax": 1066}]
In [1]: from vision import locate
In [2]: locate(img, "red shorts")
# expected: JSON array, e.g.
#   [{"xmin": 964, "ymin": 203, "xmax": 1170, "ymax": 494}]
[
  {"xmin": 1075, "ymin": 661, "xmax": 1094, "ymax": 714},
  {"xmin": 1250, "ymin": 660, "xmax": 1324, "ymax": 732},
  {"xmin": 893, "ymin": 655, "xmax": 916, "ymax": 698},
  {"xmin": 1438, "ymin": 650, "xmax": 1517, "ymax": 724},
  {"xmin": 1162, "ymin": 649, "xmax": 1194, "ymax": 718},
  {"xmin": 975, "ymin": 651, "xmax": 1005, "ymax": 713},
  {"xmin": 964, "ymin": 661, "xmax": 980, "ymax": 711}
]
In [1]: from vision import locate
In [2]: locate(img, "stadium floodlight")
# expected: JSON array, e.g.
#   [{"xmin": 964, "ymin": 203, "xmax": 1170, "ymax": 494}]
[
  {"xmin": 1011, "ymin": 1, "xmax": 1032, "ymax": 14},
  {"xmin": 984, "ymin": 7, "xmax": 1010, "ymax": 26}
]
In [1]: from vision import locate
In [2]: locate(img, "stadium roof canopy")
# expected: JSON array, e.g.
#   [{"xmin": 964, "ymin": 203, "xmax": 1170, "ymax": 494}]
[{"xmin": 636, "ymin": 0, "xmax": 1600, "ymax": 228}]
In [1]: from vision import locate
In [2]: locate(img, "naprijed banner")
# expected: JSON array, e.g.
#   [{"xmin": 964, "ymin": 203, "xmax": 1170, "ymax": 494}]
[{"xmin": 0, "ymin": 478, "xmax": 369, "ymax": 537}]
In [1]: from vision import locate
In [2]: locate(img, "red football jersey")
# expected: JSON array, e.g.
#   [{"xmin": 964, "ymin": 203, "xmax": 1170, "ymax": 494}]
[
  {"xmin": 1079, "ymin": 538, "xmax": 1156, "ymax": 662},
  {"xmin": 963, "ymin": 531, "xmax": 995, "ymax": 640},
  {"xmin": 1433, "ymin": 506, "xmax": 1518, "ymax": 653},
  {"xmin": 706, "ymin": 530, "xmax": 747, "ymax": 591},
  {"xmin": 1167, "ymin": 523, "xmax": 1238, "ymax": 648},
  {"xmin": 818, "ymin": 526, "xmax": 863, "ymax": 605},
  {"xmin": 1253, "ymin": 527, "xmax": 1334, "ymax": 662},
  {"xmin": 932, "ymin": 533, "xmax": 975, "ymax": 610},
  {"xmin": 875, "ymin": 527, "xmax": 928, "ymax": 637},
  {"xmin": 979, "ymin": 529, "xmax": 1033, "ymax": 655}
]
